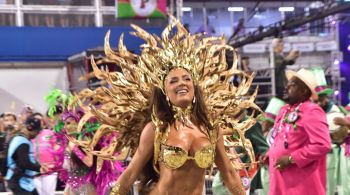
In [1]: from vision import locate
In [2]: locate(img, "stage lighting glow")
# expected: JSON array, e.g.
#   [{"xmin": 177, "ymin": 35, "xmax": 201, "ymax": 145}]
[
  {"xmin": 333, "ymin": 59, "xmax": 340, "ymax": 65},
  {"xmin": 228, "ymin": 7, "xmax": 244, "ymax": 12},
  {"xmin": 278, "ymin": 7, "xmax": 294, "ymax": 12},
  {"xmin": 181, "ymin": 7, "xmax": 192, "ymax": 12}
]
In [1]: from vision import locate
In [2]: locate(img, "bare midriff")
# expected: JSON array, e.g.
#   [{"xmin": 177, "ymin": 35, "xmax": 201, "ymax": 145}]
[{"xmin": 150, "ymin": 161, "xmax": 206, "ymax": 195}]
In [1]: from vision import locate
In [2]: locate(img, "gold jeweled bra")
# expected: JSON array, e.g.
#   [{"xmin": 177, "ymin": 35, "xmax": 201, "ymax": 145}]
[{"xmin": 158, "ymin": 126, "xmax": 216, "ymax": 169}]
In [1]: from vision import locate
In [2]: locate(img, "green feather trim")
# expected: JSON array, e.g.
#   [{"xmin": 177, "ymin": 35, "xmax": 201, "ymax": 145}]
[
  {"xmin": 53, "ymin": 121, "xmax": 65, "ymax": 133},
  {"xmin": 84, "ymin": 122, "xmax": 100, "ymax": 133},
  {"xmin": 44, "ymin": 89, "xmax": 75, "ymax": 117}
]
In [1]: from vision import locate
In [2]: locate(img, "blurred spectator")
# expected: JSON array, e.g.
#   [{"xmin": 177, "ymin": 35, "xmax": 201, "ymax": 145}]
[
  {"xmin": 240, "ymin": 56, "xmax": 252, "ymax": 75},
  {"xmin": 18, "ymin": 105, "xmax": 34, "ymax": 128},
  {"xmin": 271, "ymin": 38, "xmax": 299, "ymax": 99},
  {"xmin": 6, "ymin": 115, "xmax": 48, "ymax": 195},
  {"xmin": 32, "ymin": 112, "xmax": 58, "ymax": 195},
  {"xmin": 0, "ymin": 112, "xmax": 18, "ymax": 192},
  {"xmin": 2, "ymin": 112, "xmax": 18, "ymax": 137},
  {"xmin": 1, "ymin": 112, "xmax": 18, "ymax": 187}
]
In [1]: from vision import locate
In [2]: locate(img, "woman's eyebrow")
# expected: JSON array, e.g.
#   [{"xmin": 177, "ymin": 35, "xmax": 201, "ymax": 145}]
[{"xmin": 169, "ymin": 77, "xmax": 178, "ymax": 81}]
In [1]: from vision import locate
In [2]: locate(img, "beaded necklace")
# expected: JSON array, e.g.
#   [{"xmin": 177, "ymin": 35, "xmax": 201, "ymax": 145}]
[
  {"xmin": 172, "ymin": 104, "xmax": 193, "ymax": 129},
  {"xmin": 273, "ymin": 102, "xmax": 302, "ymax": 149}
]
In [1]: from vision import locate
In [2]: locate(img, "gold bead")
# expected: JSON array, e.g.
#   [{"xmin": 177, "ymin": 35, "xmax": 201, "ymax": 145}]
[{"xmin": 110, "ymin": 183, "xmax": 121, "ymax": 195}]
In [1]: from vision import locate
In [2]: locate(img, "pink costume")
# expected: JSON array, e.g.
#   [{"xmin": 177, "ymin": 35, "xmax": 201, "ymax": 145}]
[
  {"xmin": 268, "ymin": 101, "xmax": 331, "ymax": 195},
  {"xmin": 32, "ymin": 129, "xmax": 59, "ymax": 167}
]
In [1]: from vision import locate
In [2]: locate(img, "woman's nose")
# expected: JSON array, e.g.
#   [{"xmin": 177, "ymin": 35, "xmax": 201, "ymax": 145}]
[{"xmin": 178, "ymin": 79, "xmax": 186, "ymax": 85}]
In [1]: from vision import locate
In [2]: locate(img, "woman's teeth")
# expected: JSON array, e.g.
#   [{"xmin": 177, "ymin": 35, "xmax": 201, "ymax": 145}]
[{"xmin": 177, "ymin": 89, "xmax": 188, "ymax": 94}]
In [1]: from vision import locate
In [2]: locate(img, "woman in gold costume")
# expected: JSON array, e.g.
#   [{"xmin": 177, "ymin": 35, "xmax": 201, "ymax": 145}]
[
  {"xmin": 70, "ymin": 16, "xmax": 260, "ymax": 195},
  {"xmin": 113, "ymin": 67, "xmax": 246, "ymax": 194}
]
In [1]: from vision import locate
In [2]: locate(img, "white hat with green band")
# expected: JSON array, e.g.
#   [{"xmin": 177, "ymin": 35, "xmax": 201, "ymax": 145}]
[{"xmin": 310, "ymin": 67, "xmax": 333, "ymax": 96}]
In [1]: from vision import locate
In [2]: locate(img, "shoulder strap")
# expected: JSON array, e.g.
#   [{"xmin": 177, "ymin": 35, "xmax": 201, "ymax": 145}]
[{"xmin": 211, "ymin": 128, "xmax": 218, "ymax": 147}]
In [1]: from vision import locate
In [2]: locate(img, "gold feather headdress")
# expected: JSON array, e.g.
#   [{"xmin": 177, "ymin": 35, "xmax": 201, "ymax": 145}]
[{"xmin": 69, "ymin": 16, "xmax": 262, "ymax": 172}]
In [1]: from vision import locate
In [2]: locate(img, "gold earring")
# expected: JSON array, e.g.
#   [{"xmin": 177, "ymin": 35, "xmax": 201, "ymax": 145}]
[{"xmin": 193, "ymin": 96, "xmax": 196, "ymax": 104}]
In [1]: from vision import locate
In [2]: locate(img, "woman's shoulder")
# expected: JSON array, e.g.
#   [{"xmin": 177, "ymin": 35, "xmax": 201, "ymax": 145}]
[
  {"xmin": 142, "ymin": 122, "xmax": 157, "ymax": 136},
  {"xmin": 144, "ymin": 121, "xmax": 155, "ymax": 129}
]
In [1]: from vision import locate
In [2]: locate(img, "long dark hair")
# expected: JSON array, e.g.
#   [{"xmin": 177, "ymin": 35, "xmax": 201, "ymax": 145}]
[
  {"xmin": 137, "ymin": 84, "xmax": 212, "ymax": 194},
  {"xmin": 70, "ymin": 148, "xmax": 90, "ymax": 170}
]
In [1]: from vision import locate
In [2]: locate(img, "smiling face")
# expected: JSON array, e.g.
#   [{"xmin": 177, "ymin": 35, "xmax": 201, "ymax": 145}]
[{"xmin": 164, "ymin": 68, "xmax": 195, "ymax": 108}]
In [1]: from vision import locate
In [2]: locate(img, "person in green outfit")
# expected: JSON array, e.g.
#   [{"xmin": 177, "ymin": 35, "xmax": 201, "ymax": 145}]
[
  {"xmin": 212, "ymin": 113, "xmax": 269, "ymax": 195},
  {"xmin": 311, "ymin": 67, "xmax": 349, "ymax": 195}
]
